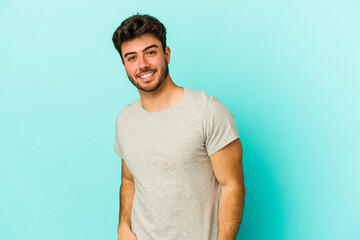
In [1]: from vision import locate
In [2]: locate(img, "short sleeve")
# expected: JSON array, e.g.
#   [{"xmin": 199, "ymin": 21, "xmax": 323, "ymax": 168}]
[
  {"xmin": 202, "ymin": 96, "xmax": 240, "ymax": 156},
  {"xmin": 114, "ymin": 117, "xmax": 124, "ymax": 159}
]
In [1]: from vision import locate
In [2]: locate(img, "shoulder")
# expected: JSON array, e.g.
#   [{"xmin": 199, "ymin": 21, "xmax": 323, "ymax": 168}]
[
  {"xmin": 186, "ymin": 87, "xmax": 230, "ymax": 116},
  {"xmin": 115, "ymin": 97, "xmax": 140, "ymax": 123},
  {"xmin": 185, "ymin": 87, "xmax": 221, "ymax": 110}
]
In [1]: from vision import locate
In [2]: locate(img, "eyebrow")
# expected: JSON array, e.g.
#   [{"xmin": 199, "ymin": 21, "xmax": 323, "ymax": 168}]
[{"xmin": 124, "ymin": 44, "xmax": 159, "ymax": 58}]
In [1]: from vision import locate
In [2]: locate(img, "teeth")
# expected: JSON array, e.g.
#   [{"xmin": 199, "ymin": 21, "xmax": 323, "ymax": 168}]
[{"xmin": 140, "ymin": 72, "xmax": 154, "ymax": 79}]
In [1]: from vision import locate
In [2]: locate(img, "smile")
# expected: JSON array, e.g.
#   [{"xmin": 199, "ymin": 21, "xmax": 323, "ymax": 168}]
[{"xmin": 139, "ymin": 72, "xmax": 155, "ymax": 79}]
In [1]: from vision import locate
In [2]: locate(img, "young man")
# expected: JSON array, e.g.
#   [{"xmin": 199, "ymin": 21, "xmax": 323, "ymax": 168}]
[{"xmin": 112, "ymin": 14, "xmax": 245, "ymax": 240}]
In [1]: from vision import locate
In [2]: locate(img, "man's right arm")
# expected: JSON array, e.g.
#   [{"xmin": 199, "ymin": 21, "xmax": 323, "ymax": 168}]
[{"xmin": 117, "ymin": 159, "xmax": 137, "ymax": 239}]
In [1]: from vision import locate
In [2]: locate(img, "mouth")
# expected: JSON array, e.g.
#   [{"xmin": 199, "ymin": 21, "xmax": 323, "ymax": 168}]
[{"xmin": 138, "ymin": 71, "xmax": 156, "ymax": 82}]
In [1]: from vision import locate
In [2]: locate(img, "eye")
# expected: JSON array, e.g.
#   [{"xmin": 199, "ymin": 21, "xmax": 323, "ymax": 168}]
[
  {"xmin": 127, "ymin": 56, "xmax": 136, "ymax": 62},
  {"xmin": 147, "ymin": 50, "xmax": 156, "ymax": 55}
]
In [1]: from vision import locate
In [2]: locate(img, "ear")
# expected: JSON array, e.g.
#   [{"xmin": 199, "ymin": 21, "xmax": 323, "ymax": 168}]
[{"xmin": 165, "ymin": 46, "xmax": 171, "ymax": 64}]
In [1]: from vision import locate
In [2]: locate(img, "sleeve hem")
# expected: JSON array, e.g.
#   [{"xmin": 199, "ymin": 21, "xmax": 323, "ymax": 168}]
[
  {"xmin": 114, "ymin": 144, "xmax": 123, "ymax": 159},
  {"xmin": 207, "ymin": 135, "xmax": 240, "ymax": 157}
]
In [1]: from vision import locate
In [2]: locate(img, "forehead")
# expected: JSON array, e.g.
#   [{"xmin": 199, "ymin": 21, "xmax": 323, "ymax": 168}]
[{"xmin": 121, "ymin": 33, "xmax": 162, "ymax": 56}]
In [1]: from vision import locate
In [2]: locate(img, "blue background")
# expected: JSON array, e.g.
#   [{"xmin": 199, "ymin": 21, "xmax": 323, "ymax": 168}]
[{"xmin": 1, "ymin": 0, "xmax": 359, "ymax": 239}]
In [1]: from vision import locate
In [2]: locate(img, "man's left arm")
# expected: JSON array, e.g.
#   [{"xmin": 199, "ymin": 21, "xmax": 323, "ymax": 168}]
[{"xmin": 209, "ymin": 138, "xmax": 246, "ymax": 240}]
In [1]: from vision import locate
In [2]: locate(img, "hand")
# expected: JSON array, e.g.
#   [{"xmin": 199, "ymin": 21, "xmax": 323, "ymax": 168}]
[{"xmin": 117, "ymin": 224, "xmax": 138, "ymax": 240}]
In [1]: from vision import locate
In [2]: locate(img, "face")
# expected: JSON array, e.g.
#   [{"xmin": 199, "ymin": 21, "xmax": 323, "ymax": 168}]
[{"xmin": 121, "ymin": 33, "xmax": 170, "ymax": 93}]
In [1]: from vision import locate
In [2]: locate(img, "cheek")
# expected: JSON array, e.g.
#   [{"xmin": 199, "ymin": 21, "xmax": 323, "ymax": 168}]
[
  {"xmin": 124, "ymin": 65, "xmax": 136, "ymax": 75},
  {"xmin": 153, "ymin": 58, "xmax": 166, "ymax": 67}
]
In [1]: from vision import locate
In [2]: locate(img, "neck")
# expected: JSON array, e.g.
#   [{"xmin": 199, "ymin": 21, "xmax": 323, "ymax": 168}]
[{"xmin": 138, "ymin": 76, "xmax": 184, "ymax": 113}]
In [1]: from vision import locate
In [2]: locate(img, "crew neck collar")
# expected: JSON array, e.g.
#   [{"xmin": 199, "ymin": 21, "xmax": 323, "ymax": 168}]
[{"xmin": 138, "ymin": 87, "xmax": 188, "ymax": 115}]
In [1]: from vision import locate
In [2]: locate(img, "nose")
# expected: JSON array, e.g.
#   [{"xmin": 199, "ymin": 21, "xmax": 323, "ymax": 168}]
[{"xmin": 138, "ymin": 55, "xmax": 150, "ymax": 71}]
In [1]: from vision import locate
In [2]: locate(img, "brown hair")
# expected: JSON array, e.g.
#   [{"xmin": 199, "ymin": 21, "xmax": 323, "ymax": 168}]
[{"xmin": 112, "ymin": 14, "xmax": 167, "ymax": 61}]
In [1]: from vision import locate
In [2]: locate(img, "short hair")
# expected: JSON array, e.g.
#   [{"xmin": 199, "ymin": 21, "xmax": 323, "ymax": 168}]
[{"xmin": 112, "ymin": 14, "xmax": 167, "ymax": 61}]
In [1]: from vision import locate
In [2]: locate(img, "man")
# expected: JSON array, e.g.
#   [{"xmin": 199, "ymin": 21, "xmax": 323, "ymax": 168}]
[{"xmin": 112, "ymin": 14, "xmax": 245, "ymax": 240}]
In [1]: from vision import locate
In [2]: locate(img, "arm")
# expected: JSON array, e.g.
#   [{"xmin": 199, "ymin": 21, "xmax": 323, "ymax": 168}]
[
  {"xmin": 209, "ymin": 138, "xmax": 246, "ymax": 240},
  {"xmin": 117, "ymin": 159, "xmax": 137, "ymax": 239}
]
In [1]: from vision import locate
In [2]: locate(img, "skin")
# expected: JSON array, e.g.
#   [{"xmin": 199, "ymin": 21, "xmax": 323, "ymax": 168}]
[
  {"xmin": 121, "ymin": 33, "xmax": 184, "ymax": 113},
  {"xmin": 117, "ymin": 33, "xmax": 246, "ymax": 240},
  {"xmin": 210, "ymin": 138, "xmax": 246, "ymax": 240},
  {"xmin": 117, "ymin": 158, "xmax": 137, "ymax": 239}
]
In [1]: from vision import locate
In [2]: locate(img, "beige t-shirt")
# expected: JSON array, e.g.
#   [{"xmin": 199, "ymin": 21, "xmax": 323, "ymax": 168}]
[{"xmin": 114, "ymin": 87, "xmax": 240, "ymax": 240}]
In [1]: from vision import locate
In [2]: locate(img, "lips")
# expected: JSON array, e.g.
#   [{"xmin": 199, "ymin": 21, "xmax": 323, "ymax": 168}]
[
  {"xmin": 139, "ymin": 72, "xmax": 154, "ymax": 79},
  {"xmin": 137, "ymin": 70, "xmax": 156, "ymax": 82}
]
